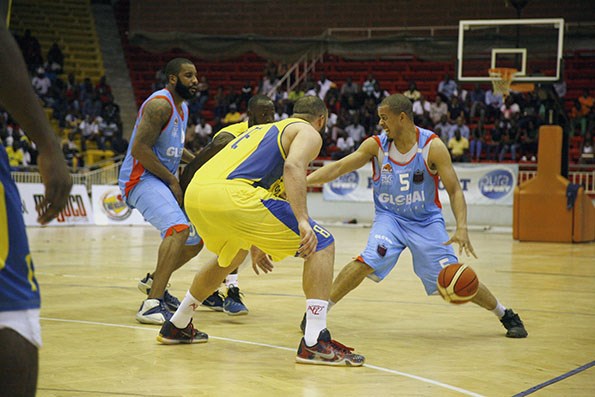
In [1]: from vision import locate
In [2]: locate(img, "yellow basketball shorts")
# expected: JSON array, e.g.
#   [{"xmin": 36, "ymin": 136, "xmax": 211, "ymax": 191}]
[{"xmin": 184, "ymin": 180, "xmax": 334, "ymax": 267}]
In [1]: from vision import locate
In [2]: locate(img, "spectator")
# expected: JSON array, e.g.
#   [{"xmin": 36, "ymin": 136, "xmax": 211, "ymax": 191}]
[
  {"xmin": 317, "ymin": 73, "xmax": 334, "ymax": 101},
  {"xmin": 434, "ymin": 114, "xmax": 451, "ymax": 144},
  {"xmin": 194, "ymin": 117, "xmax": 213, "ymax": 149},
  {"xmin": 485, "ymin": 88, "xmax": 503, "ymax": 121},
  {"xmin": 469, "ymin": 121, "xmax": 486, "ymax": 162},
  {"xmin": 152, "ymin": 68, "xmax": 167, "ymax": 91},
  {"xmin": 437, "ymin": 74, "xmax": 458, "ymax": 101},
  {"xmin": 447, "ymin": 129, "xmax": 469, "ymax": 162},
  {"xmin": 519, "ymin": 120, "xmax": 539, "ymax": 162},
  {"xmin": 469, "ymin": 84, "xmax": 486, "ymax": 120},
  {"xmin": 447, "ymin": 96, "xmax": 465, "ymax": 123},
  {"xmin": 196, "ymin": 75, "xmax": 210, "ymax": 112},
  {"xmin": 274, "ymin": 104, "xmax": 289, "ymax": 121},
  {"xmin": 45, "ymin": 42, "xmax": 64, "ymax": 75},
  {"xmin": 62, "ymin": 132, "xmax": 83, "ymax": 169},
  {"xmin": 403, "ymin": 81, "xmax": 421, "ymax": 102},
  {"xmin": 222, "ymin": 103, "xmax": 243, "ymax": 126},
  {"xmin": 448, "ymin": 116, "xmax": 470, "ymax": 140},
  {"xmin": 369, "ymin": 82, "xmax": 388, "ymax": 104},
  {"xmin": 412, "ymin": 94, "xmax": 431, "ymax": 127},
  {"xmin": 19, "ymin": 29, "xmax": 43, "ymax": 72},
  {"xmin": 340, "ymin": 77, "xmax": 359, "ymax": 99},
  {"xmin": 430, "ymin": 95, "xmax": 448, "ymax": 124},
  {"xmin": 78, "ymin": 114, "xmax": 104, "ymax": 151},
  {"xmin": 31, "ymin": 67, "xmax": 51, "ymax": 105},
  {"xmin": 578, "ymin": 132, "xmax": 593, "ymax": 164},
  {"xmin": 213, "ymin": 85, "xmax": 227, "ymax": 118},
  {"xmin": 332, "ymin": 130, "xmax": 355, "ymax": 160},
  {"xmin": 5, "ymin": 137, "xmax": 24, "ymax": 169},
  {"xmin": 96, "ymin": 76, "xmax": 113, "ymax": 105},
  {"xmin": 362, "ymin": 73, "xmax": 376, "ymax": 97},
  {"xmin": 500, "ymin": 96, "xmax": 521, "ymax": 120},
  {"xmin": 485, "ymin": 126, "xmax": 502, "ymax": 162},
  {"xmin": 239, "ymin": 80, "xmax": 253, "ymax": 110},
  {"xmin": 345, "ymin": 115, "xmax": 366, "ymax": 147}
]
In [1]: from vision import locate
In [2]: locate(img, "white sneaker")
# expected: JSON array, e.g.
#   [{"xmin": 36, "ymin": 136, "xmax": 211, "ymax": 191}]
[
  {"xmin": 521, "ymin": 156, "xmax": 527, "ymax": 161},
  {"xmin": 136, "ymin": 299, "xmax": 172, "ymax": 325},
  {"xmin": 531, "ymin": 156, "xmax": 536, "ymax": 161},
  {"xmin": 138, "ymin": 273, "xmax": 152, "ymax": 294}
]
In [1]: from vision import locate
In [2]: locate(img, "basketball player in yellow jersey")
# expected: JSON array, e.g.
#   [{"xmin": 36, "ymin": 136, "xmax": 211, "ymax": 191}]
[
  {"xmin": 179, "ymin": 95, "xmax": 276, "ymax": 316},
  {"xmin": 158, "ymin": 96, "xmax": 365, "ymax": 367}
]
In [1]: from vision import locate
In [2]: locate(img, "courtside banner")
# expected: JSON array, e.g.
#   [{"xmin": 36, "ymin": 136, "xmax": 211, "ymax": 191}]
[
  {"xmin": 322, "ymin": 163, "xmax": 518, "ymax": 205},
  {"xmin": 17, "ymin": 183, "xmax": 93, "ymax": 226},
  {"xmin": 92, "ymin": 185, "xmax": 149, "ymax": 225}
]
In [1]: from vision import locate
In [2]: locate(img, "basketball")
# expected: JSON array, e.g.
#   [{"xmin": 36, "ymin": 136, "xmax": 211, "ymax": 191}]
[{"xmin": 437, "ymin": 264, "xmax": 479, "ymax": 304}]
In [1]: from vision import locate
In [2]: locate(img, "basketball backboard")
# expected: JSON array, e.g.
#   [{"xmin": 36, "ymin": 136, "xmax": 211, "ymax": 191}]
[{"xmin": 457, "ymin": 18, "xmax": 564, "ymax": 83}]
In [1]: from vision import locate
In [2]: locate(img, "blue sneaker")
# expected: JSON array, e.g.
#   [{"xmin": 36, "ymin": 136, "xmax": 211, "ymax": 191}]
[
  {"xmin": 223, "ymin": 286, "xmax": 249, "ymax": 316},
  {"xmin": 163, "ymin": 290, "xmax": 180, "ymax": 312},
  {"xmin": 137, "ymin": 273, "xmax": 179, "ymax": 312},
  {"xmin": 136, "ymin": 299, "xmax": 172, "ymax": 325},
  {"xmin": 202, "ymin": 290, "xmax": 224, "ymax": 312}
]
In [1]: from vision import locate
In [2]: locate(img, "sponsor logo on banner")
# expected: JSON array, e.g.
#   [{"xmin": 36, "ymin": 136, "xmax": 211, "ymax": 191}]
[
  {"xmin": 329, "ymin": 171, "xmax": 359, "ymax": 195},
  {"xmin": 100, "ymin": 189, "xmax": 132, "ymax": 220},
  {"xmin": 32, "ymin": 193, "xmax": 88, "ymax": 223},
  {"xmin": 478, "ymin": 169, "xmax": 515, "ymax": 199}
]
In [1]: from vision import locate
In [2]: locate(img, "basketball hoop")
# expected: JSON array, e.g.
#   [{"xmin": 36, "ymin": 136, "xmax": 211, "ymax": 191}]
[{"xmin": 488, "ymin": 67, "xmax": 518, "ymax": 98}]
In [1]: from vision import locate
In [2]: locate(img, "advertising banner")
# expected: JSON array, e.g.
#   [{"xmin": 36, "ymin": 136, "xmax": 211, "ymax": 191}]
[
  {"xmin": 91, "ymin": 185, "xmax": 149, "ymax": 225},
  {"xmin": 323, "ymin": 163, "xmax": 518, "ymax": 206},
  {"xmin": 17, "ymin": 183, "xmax": 94, "ymax": 226}
]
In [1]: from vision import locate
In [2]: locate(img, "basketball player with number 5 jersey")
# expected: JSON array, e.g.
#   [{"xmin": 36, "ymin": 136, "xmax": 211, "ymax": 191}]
[{"xmin": 305, "ymin": 94, "xmax": 528, "ymax": 338}]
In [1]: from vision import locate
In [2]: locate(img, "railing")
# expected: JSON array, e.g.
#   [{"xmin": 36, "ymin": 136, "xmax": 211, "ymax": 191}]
[
  {"xmin": 11, "ymin": 159, "xmax": 123, "ymax": 193},
  {"xmin": 268, "ymin": 48, "xmax": 325, "ymax": 98}
]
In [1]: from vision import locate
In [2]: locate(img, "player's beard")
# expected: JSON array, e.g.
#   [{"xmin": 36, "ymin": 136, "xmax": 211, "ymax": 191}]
[{"xmin": 175, "ymin": 79, "xmax": 195, "ymax": 100}]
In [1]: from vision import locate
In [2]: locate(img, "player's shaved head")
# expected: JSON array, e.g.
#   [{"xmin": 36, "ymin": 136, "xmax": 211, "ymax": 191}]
[
  {"xmin": 247, "ymin": 95, "xmax": 275, "ymax": 126},
  {"xmin": 292, "ymin": 95, "xmax": 327, "ymax": 120},
  {"xmin": 379, "ymin": 94, "xmax": 414, "ymax": 121}
]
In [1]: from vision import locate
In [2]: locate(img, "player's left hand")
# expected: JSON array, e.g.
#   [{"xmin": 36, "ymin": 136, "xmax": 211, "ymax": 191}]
[
  {"xmin": 443, "ymin": 227, "xmax": 478, "ymax": 259},
  {"xmin": 250, "ymin": 246, "xmax": 274, "ymax": 275},
  {"xmin": 36, "ymin": 144, "xmax": 73, "ymax": 224}
]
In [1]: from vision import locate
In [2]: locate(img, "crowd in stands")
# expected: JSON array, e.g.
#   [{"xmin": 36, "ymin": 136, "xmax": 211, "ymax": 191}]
[
  {"xmin": 3, "ymin": 28, "xmax": 592, "ymax": 172},
  {"xmin": 181, "ymin": 62, "xmax": 594, "ymax": 165},
  {"xmin": 1, "ymin": 30, "xmax": 128, "ymax": 171}
]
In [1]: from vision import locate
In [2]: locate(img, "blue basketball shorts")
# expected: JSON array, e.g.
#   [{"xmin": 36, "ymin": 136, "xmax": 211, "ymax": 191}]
[
  {"xmin": 124, "ymin": 176, "xmax": 201, "ymax": 246},
  {"xmin": 359, "ymin": 212, "xmax": 458, "ymax": 294}
]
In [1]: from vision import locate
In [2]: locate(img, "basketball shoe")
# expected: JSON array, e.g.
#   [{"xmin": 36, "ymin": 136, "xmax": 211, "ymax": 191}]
[
  {"xmin": 202, "ymin": 290, "xmax": 224, "ymax": 311},
  {"xmin": 137, "ymin": 273, "xmax": 181, "ymax": 312},
  {"xmin": 500, "ymin": 309, "xmax": 528, "ymax": 338},
  {"xmin": 223, "ymin": 286, "xmax": 249, "ymax": 316},
  {"xmin": 296, "ymin": 329, "xmax": 365, "ymax": 366},
  {"xmin": 136, "ymin": 299, "xmax": 172, "ymax": 325},
  {"xmin": 157, "ymin": 319, "xmax": 208, "ymax": 344}
]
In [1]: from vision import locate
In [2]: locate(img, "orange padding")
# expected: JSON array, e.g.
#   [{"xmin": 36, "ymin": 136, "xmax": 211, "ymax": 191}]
[{"xmin": 165, "ymin": 224, "xmax": 189, "ymax": 237}]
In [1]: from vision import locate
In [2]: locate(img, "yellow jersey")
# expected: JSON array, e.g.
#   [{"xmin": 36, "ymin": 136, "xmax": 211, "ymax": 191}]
[{"xmin": 213, "ymin": 121, "xmax": 249, "ymax": 139}]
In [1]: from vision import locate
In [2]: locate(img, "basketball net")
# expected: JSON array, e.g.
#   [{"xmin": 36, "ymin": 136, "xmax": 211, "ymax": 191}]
[{"xmin": 488, "ymin": 67, "xmax": 517, "ymax": 98}]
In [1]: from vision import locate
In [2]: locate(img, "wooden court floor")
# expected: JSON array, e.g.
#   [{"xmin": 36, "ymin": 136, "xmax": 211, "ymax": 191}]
[{"xmin": 26, "ymin": 225, "xmax": 595, "ymax": 397}]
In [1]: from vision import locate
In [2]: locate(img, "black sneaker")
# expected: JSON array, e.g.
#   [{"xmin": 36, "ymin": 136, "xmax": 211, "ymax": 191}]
[
  {"xmin": 500, "ymin": 309, "xmax": 528, "ymax": 338},
  {"xmin": 157, "ymin": 319, "xmax": 208, "ymax": 344},
  {"xmin": 202, "ymin": 290, "xmax": 224, "ymax": 312},
  {"xmin": 299, "ymin": 312, "xmax": 306, "ymax": 334}
]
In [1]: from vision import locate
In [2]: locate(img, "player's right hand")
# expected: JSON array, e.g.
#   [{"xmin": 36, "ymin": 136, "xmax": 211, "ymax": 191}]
[{"xmin": 297, "ymin": 220, "xmax": 317, "ymax": 260}]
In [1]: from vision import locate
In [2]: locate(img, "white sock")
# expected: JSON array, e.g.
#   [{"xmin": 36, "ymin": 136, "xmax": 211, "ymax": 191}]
[
  {"xmin": 170, "ymin": 290, "xmax": 201, "ymax": 329},
  {"xmin": 225, "ymin": 274, "xmax": 239, "ymax": 288},
  {"xmin": 304, "ymin": 299, "xmax": 328, "ymax": 346},
  {"xmin": 492, "ymin": 302, "xmax": 506, "ymax": 319}
]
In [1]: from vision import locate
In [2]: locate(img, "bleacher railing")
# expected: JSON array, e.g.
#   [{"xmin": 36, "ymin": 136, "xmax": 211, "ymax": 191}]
[{"xmin": 11, "ymin": 159, "xmax": 123, "ymax": 193}]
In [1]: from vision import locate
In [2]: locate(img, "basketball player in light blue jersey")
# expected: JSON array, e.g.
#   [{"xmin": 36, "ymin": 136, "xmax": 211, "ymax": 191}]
[
  {"xmin": 118, "ymin": 58, "xmax": 205, "ymax": 327},
  {"xmin": 305, "ymin": 94, "xmax": 527, "ymax": 338},
  {"xmin": 0, "ymin": 16, "xmax": 72, "ymax": 396}
]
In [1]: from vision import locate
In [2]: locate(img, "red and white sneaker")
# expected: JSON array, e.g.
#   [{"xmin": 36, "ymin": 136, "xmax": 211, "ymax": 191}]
[
  {"xmin": 296, "ymin": 328, "xmax": 365, "ymax": 366},
  {"xmin": 157, "ymin": 320, "xmax": 208, "ymax": 345}
]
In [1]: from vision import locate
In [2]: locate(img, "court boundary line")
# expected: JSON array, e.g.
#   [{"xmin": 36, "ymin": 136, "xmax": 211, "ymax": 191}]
[
  {"xmin": 511, "ymin": 360, "xmax": 595, "ymax": 397},
  {"xmin": 41, "ymin": 317, "xmax": 485, "ymax": 397}
]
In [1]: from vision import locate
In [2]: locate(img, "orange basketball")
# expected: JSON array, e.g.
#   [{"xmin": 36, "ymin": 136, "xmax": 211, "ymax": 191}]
[{"xmin": 437, "ymin": 263, "xmax": 479, "ymax": 304}]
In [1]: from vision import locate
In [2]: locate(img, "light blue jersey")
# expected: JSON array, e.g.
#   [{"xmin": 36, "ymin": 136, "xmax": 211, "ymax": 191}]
[
  {"xmin": 119, "ymin": 88, "xmax": 188, "ymax": 198},
  {"xmin": 359, "ymin": 128, "xmax": 458, "ymax": 294}
]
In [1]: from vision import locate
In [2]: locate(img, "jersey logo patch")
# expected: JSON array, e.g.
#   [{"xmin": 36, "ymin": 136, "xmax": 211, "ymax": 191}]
[
  {"xmin": 413, "ymin": 169, "xmax": 424, "ymax": 184},
  {"xmin": 377, "ymin": 244, "xmax": 387, "ymax": 257}
]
